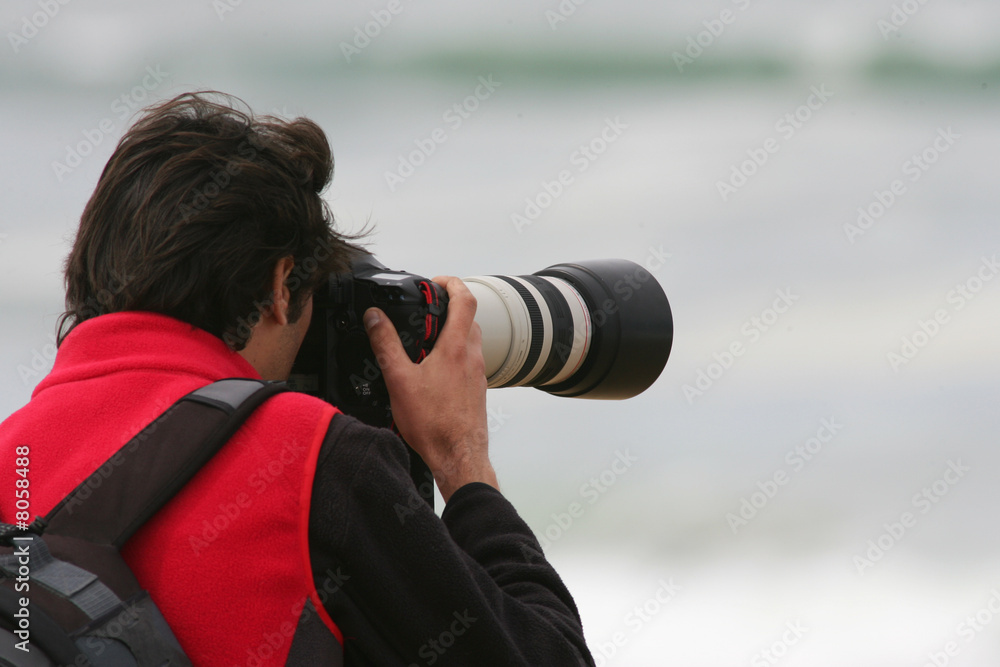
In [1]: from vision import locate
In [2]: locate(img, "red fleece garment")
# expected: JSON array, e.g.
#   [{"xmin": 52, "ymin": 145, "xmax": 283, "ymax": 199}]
[{"xmin": 0, "ymin": 312, "xmax": 340, "ymax": 665}]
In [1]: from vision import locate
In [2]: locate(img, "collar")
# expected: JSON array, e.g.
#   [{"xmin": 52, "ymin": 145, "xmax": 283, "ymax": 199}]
[{"xmin": 34, "ymin": 312, "xmax": 261, "ymax": 398}]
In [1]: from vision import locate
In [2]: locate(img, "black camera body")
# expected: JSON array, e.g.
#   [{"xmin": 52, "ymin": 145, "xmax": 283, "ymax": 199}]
[
  {"xmin": 291, "ymin": 252, "xmax": 673, "ymax": 428},
  {"xmin": 290, "ymin": 251, "xmax": 673, "ymax": 508},
  {"xmin": 289, "ymin": 253, "xmax": 448, "ymax": 428}
]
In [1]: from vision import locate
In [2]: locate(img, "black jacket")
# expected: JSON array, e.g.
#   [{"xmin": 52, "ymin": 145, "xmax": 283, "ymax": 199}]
[{"xmin": 309, "ymin": 413, "xmax": 595, "ymax": 666}]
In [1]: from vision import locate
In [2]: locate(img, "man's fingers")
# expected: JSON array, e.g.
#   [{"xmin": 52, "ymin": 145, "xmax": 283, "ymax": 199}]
[
  {"xmin": 364, "ymin": 307, "xmax": 411, "ymax": 383},
  {"xmin": 468, "ymin": 321, "xmax": 483, "ymax": 349},
  {"xmin": 432, "ymin": 276, "xmax": 478, "ymax": 350},
  {"xmin": 466, "ymin": 322, "xmax": 487, "ymax": 378}
]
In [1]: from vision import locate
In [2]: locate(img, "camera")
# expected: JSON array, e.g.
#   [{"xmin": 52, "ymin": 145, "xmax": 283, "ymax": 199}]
[{"xmin": 289, "ymin": 251, "xmax": 673, "ymax": 428}]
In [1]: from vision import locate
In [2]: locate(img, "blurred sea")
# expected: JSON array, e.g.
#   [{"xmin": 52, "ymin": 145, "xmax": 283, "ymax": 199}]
[{"xmin": 2, "ymin": 2, "xmax": 999, "ymax": 664}]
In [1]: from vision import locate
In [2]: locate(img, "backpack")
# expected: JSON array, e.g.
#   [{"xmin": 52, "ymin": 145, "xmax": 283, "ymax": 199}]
[{"xmin": 0, "ymin": 378, "xmax": 288, "ymax": 666}]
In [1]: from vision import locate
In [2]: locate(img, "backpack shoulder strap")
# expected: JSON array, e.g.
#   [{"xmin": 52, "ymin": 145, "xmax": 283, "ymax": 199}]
[{"xmin": 41, "ymin": 378, "xmax": 288, "ymax": 548}]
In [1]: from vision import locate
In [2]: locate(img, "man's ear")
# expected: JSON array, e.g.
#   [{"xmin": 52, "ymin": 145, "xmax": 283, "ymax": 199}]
[{"xmin": 270, "ymin": 256, "xmax": 296, "ymax": 326}]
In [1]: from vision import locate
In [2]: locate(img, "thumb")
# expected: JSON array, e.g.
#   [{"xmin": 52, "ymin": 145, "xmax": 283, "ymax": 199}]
[{"xmin": 364, "ymin": 307, "xmax": 410, "ymax": 382}]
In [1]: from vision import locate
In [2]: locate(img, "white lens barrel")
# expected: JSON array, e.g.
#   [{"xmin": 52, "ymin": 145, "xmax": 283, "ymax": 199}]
[
  {"xmin": 462, "ymin": 275, "xmax": 592, "ymax": 389},
  {"xmin": 462, "ymin": 277, "xmax": 528, "ymax": 386}
]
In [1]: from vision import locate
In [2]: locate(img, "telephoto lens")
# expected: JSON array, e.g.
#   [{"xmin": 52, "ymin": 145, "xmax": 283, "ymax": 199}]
[
  {"xmin": 290, "ymin": 254, "xmax": 673, "ymax": 428},
  {"xmin": 464, "ymin": 259, "xmax": 673, "ymax": 399},
  {"xmin": 290, "ymin": 254, "xmax": 672, "ymax": 508}
]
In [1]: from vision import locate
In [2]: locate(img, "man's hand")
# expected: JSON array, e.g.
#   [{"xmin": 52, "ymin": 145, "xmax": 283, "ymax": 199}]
[{"xmin": 364, "ymin": 276, "xmax": 498, "ymax": 502}]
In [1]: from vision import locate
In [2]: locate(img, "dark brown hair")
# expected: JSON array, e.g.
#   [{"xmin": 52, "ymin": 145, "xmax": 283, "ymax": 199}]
[{"xmin": 60, "ymin": 91, "xmax": 357, "ymax": 349}]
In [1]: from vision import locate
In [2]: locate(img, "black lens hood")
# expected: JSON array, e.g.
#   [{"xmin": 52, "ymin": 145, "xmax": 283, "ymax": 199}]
[{"xmin": 535, "ymin": 259, "xmax": 673, "ymax": 399}]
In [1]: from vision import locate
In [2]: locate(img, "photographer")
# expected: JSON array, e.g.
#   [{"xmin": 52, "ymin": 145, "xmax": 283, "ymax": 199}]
[{"xmin": 0, "ymin": 92, "xmax": 594, "ymax": 665}]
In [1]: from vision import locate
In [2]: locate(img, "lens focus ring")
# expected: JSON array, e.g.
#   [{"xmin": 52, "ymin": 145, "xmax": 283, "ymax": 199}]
[{"xmin": 494, "ymin": 276, "xmax": 545, "ymax": 387}]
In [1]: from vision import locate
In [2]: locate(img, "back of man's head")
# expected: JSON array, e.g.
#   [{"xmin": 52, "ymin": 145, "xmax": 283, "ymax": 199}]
[{"xmin": 60, "ymin": 91, "xmax": 354, "ymax": 350}]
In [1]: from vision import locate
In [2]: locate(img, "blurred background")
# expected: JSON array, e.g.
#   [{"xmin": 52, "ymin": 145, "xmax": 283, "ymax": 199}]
[{"xmin": 2, "ymin": 1, "xmax": 999, "ymax": 665}]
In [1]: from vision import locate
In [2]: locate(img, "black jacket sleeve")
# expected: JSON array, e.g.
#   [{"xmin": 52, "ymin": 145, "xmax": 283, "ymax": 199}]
[{"xmin": 308, "ymin": 412, "xmax": 595, "ymax": 666}]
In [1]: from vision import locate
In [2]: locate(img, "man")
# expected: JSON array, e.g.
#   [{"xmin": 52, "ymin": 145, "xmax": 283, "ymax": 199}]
[{"xmin": 0, "ymin": 92, "xmax": 594, "ymax": 665}]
